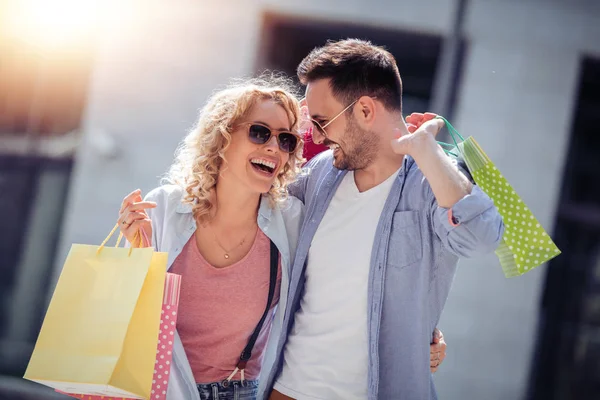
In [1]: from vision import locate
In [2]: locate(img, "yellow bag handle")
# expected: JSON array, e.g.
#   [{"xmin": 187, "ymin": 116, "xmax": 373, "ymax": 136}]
[{"xmin": 97, "ymin": 223, "xmax": 144, "ymax": 256}]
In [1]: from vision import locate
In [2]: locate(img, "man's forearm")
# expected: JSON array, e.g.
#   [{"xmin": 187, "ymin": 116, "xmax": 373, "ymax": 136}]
[{"xmin": 412, "ymin": 135, "xmax": 473, "ymax": 209}]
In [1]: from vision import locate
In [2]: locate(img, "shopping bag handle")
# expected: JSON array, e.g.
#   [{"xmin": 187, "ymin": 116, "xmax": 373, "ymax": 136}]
[
  {"xmin": 435, "ymin": 116, "xmax": 466, "ymax": 157},
  {"xmin": 436, "ymin": 141, "xmax": 459, "ymax": 157},
  {"xmin": 97, "ymin": 224, "xmax": 146, "ymax": 256}
]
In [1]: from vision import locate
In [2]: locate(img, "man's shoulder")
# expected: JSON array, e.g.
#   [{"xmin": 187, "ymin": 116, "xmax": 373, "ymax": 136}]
[
  {"xmin": 300, "ymin": 150, "xmax": 340, "ymax": 199},
  {"xmin": 402, "ymin": 155, "xmax": 474, "ymax": 209},
  {"xmin": 303, "ymin": 149, "xmax": 334, "ymax": 175}
]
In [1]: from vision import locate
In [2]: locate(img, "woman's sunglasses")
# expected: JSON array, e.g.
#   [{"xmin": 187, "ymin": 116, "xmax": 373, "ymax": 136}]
[{"xmin": 242, "ymin": 123, "xmax": 300, "ymax": 153}]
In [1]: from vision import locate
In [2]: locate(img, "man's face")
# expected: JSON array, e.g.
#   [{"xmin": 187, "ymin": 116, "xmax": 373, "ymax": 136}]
[{"xmin": 305, "ymin": 79, "xmax": 378, "ymax": 171}]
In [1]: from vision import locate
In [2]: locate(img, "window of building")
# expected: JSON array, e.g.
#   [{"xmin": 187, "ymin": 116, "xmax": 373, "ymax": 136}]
[{"xmin": 529, "ymin": 56, "xmax": 600, "ymax": 400}]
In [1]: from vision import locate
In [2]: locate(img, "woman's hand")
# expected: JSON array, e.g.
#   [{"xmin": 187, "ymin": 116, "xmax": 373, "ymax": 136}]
[
  {"xmin": 430, "ymin": 328, "xmax": 447, "ymax": 373},
  {"xmin": 117, "ymin": 189, "xmax": 156, "ymax": 247}
]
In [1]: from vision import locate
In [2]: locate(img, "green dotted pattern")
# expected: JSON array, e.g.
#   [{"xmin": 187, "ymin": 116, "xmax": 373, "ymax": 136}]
[
  {"xmin": 470, "ymin": 161, "xmax": 561, "ymax": 277},
  {"xmin": 436, "ymin": 117, "xmax": 561, "ymax": 277}
]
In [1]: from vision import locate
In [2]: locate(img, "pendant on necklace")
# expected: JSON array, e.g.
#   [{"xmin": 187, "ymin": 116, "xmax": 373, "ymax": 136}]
[{"xmin": 224, "ymin": 253, "xmax": 230, "ymax": 259}]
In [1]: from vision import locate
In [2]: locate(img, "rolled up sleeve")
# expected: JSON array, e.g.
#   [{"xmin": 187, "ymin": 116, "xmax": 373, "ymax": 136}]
[{"xmin": 431, "ymin": 185, "xmax": 505, "ymax": 258}]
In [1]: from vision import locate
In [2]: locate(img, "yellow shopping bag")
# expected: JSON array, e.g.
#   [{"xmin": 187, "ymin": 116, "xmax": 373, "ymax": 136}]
[{"xmin": 24, "ymin": 225, "xmax": 168, "ymax": 399}]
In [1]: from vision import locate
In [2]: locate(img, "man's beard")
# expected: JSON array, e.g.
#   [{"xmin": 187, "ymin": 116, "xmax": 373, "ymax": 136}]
[{"xmin": 327, "ymin": 116, "xmax": 379, "ymax": 171}]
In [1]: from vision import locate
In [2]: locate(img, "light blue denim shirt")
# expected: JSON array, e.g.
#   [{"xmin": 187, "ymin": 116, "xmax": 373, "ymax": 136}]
[
  {"xmin": 143, "ymin": 185, "xmax": 304, "ymax": 400},
  {"xmin": 259, "ymin": 151, "xmax": 505, "ymax": 400}
]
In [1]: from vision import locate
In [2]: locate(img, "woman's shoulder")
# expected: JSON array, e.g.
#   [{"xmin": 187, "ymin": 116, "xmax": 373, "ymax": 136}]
[
  {"xmin": 277, "ymin": 196, "xmax": 304, "ymax": 261},
  {"xmin": 144, "ymin": 184, "xmax": 192, "ymax": 217},
  {"xmin": 277, "ymin": 195, "xmax": 304, "ymax": 236},
  {"xmin": 262, "ymin": 195, "xmax": 304, "ymax": 229},
  {"xmin": 278, "ymin": 195, "xmax": 304, "ymax": 216},
  {"xmin": 145, "ymin": 184, "xmax": 185, "ymax": 204}
]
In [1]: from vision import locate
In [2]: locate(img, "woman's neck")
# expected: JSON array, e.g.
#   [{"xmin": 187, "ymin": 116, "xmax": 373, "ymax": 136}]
[{"xmin": 208, "ymin": 180, "xmax": 260, "ymax": 229}]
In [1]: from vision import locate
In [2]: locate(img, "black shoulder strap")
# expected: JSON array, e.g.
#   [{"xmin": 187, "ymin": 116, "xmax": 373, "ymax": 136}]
[{"xmin": 236, "ymin": 240, "xmax": 278, "ymax": 369}]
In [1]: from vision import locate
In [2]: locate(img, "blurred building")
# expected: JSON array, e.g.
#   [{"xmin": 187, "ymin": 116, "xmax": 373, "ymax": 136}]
[{"xmin": 0, "ymin": 0, "xmax": 599, "ymax": 399}]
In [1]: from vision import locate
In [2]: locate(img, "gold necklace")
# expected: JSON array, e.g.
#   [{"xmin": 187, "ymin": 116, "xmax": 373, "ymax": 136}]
[{"xmin": 208, "ymin": 224, "xmax": 255, "ymax": 259}]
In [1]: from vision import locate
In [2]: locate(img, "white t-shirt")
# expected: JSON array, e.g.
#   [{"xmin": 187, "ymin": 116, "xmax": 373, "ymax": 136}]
[{"xmin": 274, "ymin": 170, "xmax": 398, "ymax": 400}]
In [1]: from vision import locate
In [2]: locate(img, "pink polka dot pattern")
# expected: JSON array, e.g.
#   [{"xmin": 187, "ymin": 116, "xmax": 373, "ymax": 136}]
[{"xmin": 149, "ymin": 273, "xmax": 181, "ymax": 400}]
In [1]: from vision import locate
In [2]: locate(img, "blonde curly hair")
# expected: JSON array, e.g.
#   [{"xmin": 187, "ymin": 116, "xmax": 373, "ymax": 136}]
[{"xmin": 163, "ymin": 75, "xmax": 304, "ymax": 223}]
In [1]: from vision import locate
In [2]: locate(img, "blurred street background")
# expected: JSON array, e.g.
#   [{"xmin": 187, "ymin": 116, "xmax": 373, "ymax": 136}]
[{"xmin": 0, "ymin": 0, "xmax": 599, "ymax": 399}]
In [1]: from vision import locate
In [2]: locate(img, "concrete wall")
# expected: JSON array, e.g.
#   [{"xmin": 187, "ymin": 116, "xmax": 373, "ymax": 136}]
[
  {"xmin": 50, "ymin": 0, "xmax": 600, "ymax": 398},
  {"xmin": 437, "ymin": 1, "xmax": 600, "ymax": 398}
]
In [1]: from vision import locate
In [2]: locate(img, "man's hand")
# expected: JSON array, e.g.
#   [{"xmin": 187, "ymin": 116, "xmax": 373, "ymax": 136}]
[
  {"xmin": 391, "ymin": 111, "xmax": 441, "ymax": 158},
  {"xmin": 391, "ymin": 111, "xmax": 471, "ymax": 208},
  {"xmin": 406, "ymin": 112, "xmax": 438, "ymax": 133},
  {"xmin": 430, "ymin": 328, "xmax": 447, "ymax": 373},
  {"xmin": 391, "ymin": 117, "xmax": 444, "ymax": 158}
]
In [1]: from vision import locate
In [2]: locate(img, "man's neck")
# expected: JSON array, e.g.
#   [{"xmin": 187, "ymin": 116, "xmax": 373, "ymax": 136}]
[
  {"xmin": 353, "ymin": 118, "xmax": 407, "ymax": 193},
  {"xmin": 353, "ymin": 153, "xmax": 405, "ymax": 193}
]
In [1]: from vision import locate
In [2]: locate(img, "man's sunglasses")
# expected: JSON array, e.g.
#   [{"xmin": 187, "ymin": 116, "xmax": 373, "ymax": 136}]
[
  {"xmin": 309, "ymin": 99, "xmax": 358, "ymax": 138},
  {"xmin": 242, "ymin": 123, "xmax": 300, "ymax": 153}
]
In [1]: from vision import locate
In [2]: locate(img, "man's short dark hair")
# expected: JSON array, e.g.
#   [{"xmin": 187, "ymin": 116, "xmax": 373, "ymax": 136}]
[{"xmin": 297, "ymin": 39, "xmax": 402, "ymax": 112}]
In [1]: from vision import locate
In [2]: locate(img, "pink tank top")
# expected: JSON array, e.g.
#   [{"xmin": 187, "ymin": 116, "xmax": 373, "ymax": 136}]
[{"xmin": 169, "ymin": 229, "xmax": 281, "ymax": 384}]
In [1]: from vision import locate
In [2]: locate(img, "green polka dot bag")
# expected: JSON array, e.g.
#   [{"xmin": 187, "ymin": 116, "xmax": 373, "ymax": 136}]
[{"xmin": 436, "ymin": 117, "xmax": 561, "ymax": 277}]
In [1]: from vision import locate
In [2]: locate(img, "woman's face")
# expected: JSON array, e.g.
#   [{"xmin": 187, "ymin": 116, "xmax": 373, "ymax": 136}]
[{"xmin": 220, "ymin": 99, "xmax": 296, "ymax": 195}]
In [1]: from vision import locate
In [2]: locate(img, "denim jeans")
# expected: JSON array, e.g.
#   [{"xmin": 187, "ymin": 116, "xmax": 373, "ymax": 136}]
[{"xmin": 197, "ymin": 380, "xmax": 259, "ymax": 400}]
